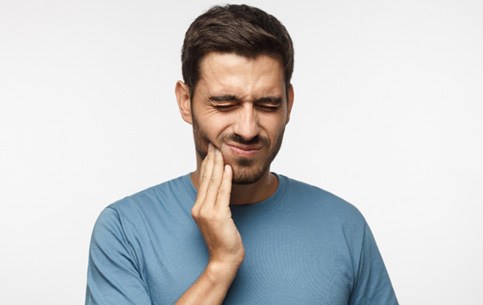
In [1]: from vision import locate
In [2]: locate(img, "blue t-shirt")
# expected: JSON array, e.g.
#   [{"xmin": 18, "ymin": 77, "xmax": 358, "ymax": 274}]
[{"xmin": 86, "ymin": 174, "xmax": 398, "ymax": 305}]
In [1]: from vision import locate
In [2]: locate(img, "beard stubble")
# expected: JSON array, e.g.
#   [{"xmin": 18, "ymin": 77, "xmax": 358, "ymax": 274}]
[{"xmin": 191, "ymin": 114, "xmax": 285, "ymax": 185}]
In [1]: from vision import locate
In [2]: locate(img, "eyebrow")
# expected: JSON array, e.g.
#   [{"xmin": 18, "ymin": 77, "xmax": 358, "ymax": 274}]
[
  {"xmin": 208, "ymin": 95, "xmax": 241, "ymax": 103},
  {"xmin": 208, "ymin": 95, "xmax": 283, "ymax": 105},
  {"xmin": 255, "ymin": 96, "xmax": 283, "ymax": 105}
]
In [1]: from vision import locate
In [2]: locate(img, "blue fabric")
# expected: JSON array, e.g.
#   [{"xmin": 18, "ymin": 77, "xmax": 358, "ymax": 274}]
[{"xmin": 86, "ymin": 174, "xmax": 398, "ymax": 305}]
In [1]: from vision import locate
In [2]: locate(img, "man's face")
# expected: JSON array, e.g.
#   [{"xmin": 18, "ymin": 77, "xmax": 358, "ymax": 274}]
[{"xmin": 184, "ymin": 52, "xmax": 293, "ymax": 185}]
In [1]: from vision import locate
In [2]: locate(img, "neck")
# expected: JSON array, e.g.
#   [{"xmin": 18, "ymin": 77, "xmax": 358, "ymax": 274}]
[
  {"xmin": 230, "ymin": 171, "xmax": 278, "ymax": 205},
  {"xmin": 190, "ymin": 168, "xmax": 279, "ymax": 205}
]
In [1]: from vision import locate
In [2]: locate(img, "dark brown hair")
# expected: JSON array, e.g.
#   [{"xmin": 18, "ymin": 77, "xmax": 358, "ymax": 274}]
[{"xmin": 181, "ymin": 4, "xmax": 294, "ymax": 96}]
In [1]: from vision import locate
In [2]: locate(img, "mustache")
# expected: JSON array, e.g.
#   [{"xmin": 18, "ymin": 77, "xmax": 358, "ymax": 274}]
[{"xmin": 226, "ymin": 134, "xmax": 268, "ymax": 146}]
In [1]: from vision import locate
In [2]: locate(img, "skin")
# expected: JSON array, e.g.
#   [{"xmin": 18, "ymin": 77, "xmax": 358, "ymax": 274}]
[{"xmin": 174, "ymin": 52, "xmax": 294, "ymax": 304}]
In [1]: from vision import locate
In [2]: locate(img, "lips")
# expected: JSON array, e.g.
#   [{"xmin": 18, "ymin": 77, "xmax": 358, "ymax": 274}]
[{"xmin": 226, "ymin": 143, "xmax": 262, "ymax": 157}]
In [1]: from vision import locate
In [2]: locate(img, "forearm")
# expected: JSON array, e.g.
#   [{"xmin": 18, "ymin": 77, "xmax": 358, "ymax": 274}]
[{"xmin": 175, "ymin": 260, "xmax": 241, "ymax": 305}]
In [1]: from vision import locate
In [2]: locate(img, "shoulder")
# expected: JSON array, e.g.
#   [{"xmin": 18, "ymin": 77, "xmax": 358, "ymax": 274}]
[
  {"xmin": 280, "ymin": 174, "xmax": 367, "ymax": 226},
  {"xmin": 94, "ymin": 174, "xmax": 194, "ymax": 231},
  {"xmin": 110, "ymin": 174, "xmax": 192, "ymax": 213}
]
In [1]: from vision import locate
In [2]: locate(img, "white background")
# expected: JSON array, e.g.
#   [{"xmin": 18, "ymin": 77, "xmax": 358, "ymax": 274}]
[{"xmin": 1, "ymin": 0, "xmax": 482, "ymax": 304}]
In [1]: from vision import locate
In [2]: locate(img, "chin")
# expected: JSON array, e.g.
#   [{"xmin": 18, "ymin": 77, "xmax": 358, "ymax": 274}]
[
  {"xmin": 232, "ymin": 175, "xmax": 263, "ymax": 185},
  {"xmin": 230, "ymin": 163, "xmax": 268, "ymax": 185}
]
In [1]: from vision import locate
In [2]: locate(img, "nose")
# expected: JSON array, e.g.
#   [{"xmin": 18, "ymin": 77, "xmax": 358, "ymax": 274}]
[{"xmin": 233, "ymin": 104, "xmax": 259, "ymax": 141}]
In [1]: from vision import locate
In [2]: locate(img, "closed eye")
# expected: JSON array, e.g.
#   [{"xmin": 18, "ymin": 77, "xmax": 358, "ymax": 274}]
[
  {"xmin": 256, "ymin": 104, "xmax": 280, "ymax": 112},
  {"xmin": 214, "ymin": 104, "xmax": 237, "ymax": 112},
  {"xmin": 209, "ymin": 95, "xmax": 241, "ymax": 112},
  {"xmin": 255, "ymin": 97, "xmax": 283, "ymax": 112},
  {"xmin": 208, "ymin": 95, "xmax": 283, "ymax": 112}
]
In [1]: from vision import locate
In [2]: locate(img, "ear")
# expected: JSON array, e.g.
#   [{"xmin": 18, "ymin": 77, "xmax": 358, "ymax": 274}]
[
  {"xmin": 175, "ymin": 80, "xmax": 192, "ymax": 124},
  {"xmin": 285, "ymin": 84, "xmax": 295, "ymax": 124}
]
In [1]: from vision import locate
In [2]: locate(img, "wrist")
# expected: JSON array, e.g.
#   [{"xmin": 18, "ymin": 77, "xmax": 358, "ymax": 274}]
[{"xmin": 205, "ymin": 259, "xmax": 242, "ymax": 285}]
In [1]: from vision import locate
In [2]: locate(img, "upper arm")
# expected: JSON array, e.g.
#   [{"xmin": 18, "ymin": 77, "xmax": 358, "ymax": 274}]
[
  {"xmin": 349, "ymin": 224, "xmax": 399, "ymax": 305},
  {"xmin": 86, "ymin": 207, "xmax": 152, "ymax": 305}
]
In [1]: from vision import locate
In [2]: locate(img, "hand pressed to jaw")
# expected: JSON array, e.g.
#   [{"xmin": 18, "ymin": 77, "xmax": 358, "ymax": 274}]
[
  {"xmin": 191, "ymin": 143, "xmax": 243, "ymax": 265},
  {"xmin": 197, "ymin": 143, "xmax": 215, "ymax": 202},
  {"xmin": 177, "ymin": 145, "xmax": 241, "ymax": 305},
  {"xmin": 204, "ymin": 145, "xmax": 226, "ymax": 209},
  {"xmin": 216, "ymin": 164, "xmax": 232, "ymax": 210}
]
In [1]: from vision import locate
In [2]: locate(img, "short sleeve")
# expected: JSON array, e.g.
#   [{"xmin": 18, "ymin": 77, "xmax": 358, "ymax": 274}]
[
  {"xmin": 349, "ymin": 224, "xmax": 399, "ymax": 305},
  {"xmin": 85, "ymin": 207, "xmax": 152, "ymax": 305}
]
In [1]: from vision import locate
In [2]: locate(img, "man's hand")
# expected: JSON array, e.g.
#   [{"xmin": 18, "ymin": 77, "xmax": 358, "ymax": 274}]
[
  {"xmin": 192, "ymin": 144, "xmax": 245, "ymax": 268},
  {"xmin": 175, "ymin": 144, "xmax": 244, "ymax": 304}
]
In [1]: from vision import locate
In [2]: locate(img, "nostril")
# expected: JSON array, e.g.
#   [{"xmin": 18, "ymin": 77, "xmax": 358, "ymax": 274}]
[{"xmin": 231, "ymin": 134, "xmax": 261, "ymax": 145}]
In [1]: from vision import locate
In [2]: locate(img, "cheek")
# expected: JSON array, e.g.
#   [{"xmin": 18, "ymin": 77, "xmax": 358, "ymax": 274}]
[
  {"xmin": 198, "ymin": 115, "xmax": 232, "ymax": 142},
  {"xmin": 262, "ymin": 117, "xmax": 287, "ymax": 138}
]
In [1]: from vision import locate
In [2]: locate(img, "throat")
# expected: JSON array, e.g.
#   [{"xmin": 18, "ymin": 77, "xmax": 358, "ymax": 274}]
[{"xmin": 230, "ymin": 172, "xmax": 278, "ymax": 205}]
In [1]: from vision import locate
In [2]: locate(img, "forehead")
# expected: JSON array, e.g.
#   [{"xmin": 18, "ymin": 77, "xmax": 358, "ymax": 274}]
[{"xmin": 197, "ymin": 52, "xmax": 285, "ymax": 96}]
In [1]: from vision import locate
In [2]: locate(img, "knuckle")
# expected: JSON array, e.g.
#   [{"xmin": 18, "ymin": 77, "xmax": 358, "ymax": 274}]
[
  {"xmin": 192, "ymin": 203, "xmax": 202, "ymax": 214},
  {"xmin": 197, "ymin": 206, "xmax": 210, "ymax": 218},
  {"xmin": 218, "ymin": 188, "xmax": 228, "ymax": 197},
  {"xmin": 200, "ymin": 209, "xmax": 221, "ymax": 222}
]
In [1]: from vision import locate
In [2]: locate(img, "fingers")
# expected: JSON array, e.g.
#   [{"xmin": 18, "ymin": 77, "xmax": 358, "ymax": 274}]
[
  {"xmin": 203, "ymin": 147, "xmax": 225, "ymax": 207},
  {"xmin": 216, "ymin": 164, "xmax": 232, "ymax": 210},
  {"xmin": 196, "ymin": 144, "xmax": 215, "ymax": 204},
  {"xmin": 190, "ymin": 146, "xmax": 242, "ymax": 267},
  {"xmin": 194, "ymin": 144, "xmax": 229, "ymax": 210}
]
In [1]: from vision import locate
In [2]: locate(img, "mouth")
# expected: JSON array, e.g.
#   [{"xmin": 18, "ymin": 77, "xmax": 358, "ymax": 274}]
[{"xmin": 226, "ymin": 143, "xmax": 262, "ymax": 158}]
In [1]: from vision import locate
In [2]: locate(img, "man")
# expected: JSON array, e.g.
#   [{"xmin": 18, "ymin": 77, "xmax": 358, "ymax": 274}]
[{"xmin": 86, "ymin": 4, "xmax": 398, "ymax": 305}]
